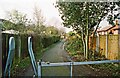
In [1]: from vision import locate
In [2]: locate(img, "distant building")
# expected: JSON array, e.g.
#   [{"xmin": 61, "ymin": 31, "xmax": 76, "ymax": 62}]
[
  {"xmin": 0, "ymin": 19, "xmax": 19, "ymax": 34},
  {"xmin": 2, "ymin": 29, "xmax": 19, "ymax": 34},
  {"xmin": 97, "ymin": 6, "xmax": 120, "ymax": 35},
  {"xmin": 97, "ymin": 20, "xmax": 120, "ymax": 35}
]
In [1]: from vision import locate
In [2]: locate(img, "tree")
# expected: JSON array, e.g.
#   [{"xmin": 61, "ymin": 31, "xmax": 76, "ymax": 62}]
[
  {"xmin": 58, "ymin": 27, "xmax": 66, "ymax": 35},
  {"xmin": 33, "ymin": 5, "xmax": 45, "ymax": 34},
  {"xmin": 107, "ymin": 2, "xmax": 120, "ymax": 25},
  {"xmin": 5, "ymin": 10, "xmax": 28, "ymax": 32},
  {"xmin": 33, "ymin": 5, "xmax": 45, "ymax": 26},
  {"xmin": 45, "ymin": 26, "xmax": 59, "ymax": 36},
  {"xmin": 56, "ymin": 2, "xmax": 118, "ymax": 59}
]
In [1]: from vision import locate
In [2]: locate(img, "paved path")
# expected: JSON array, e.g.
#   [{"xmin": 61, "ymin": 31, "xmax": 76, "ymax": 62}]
[
  {"xmin": 41, "ymin": 42, "xmax": 71, "ymax": 76},
  {"xmin": 22, "ymin": 42, "xmax": 71, "ymax": 76},
  {"xmin": 20, "ymin": 41, "xmax": 106, "ymax": 77}
]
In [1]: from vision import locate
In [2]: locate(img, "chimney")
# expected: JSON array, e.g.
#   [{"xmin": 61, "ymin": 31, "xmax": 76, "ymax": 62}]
[{"xmin": 115, "ymin": 19, "xmax": 118, "ymax": 26}]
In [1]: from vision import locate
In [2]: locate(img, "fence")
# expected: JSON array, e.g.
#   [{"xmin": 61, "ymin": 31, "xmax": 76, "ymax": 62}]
[
  {"xmin": 38, "ymin": 60, "xmax": 119, "ymax": 78},
  {"xmin": 0, "ymin": 29, "xmax": 2, "ymax": 77},
  {"xmin": 2, "ymin": 33, "xmax": 60, "ymax": 74},
  {"xmin": 90, "ymin": 34, "xmax": 120, "ymax": 60}
]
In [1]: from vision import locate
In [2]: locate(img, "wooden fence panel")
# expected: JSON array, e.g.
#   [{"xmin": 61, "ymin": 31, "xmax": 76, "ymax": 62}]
[
  {"xmin": 2, "ymin": 34, "xmax": 7, "ymax": 73},
  {"xmin": 20, "ymin": 34, "xmax": 28, "ymax": 59},
  {"xmin": 99, "ymin": 35, "xmax": 106, "ymax": 56},
  {"xmin": 89, "ymin": 37, "xmax": 96, "ymax": 51},
  {"xmin": 119, "ymin": 35, "xmax": 120, "ymax": 60},
  {"xmin": 96, "ymin": 35, "xmax": 120, "ymax": 60},
  {"xmin": 108, "ymin": 35, "xmax": 118, "ymax": 59}
]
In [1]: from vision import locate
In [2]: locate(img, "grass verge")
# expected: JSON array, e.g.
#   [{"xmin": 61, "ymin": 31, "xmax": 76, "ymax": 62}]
[
  {"xmin": 67, "ymin": 50, "xmax": 120, "ymax": 76},
  {"xmin": 11, "ymin": 41, "xmax": 60, "ymax": 76}
]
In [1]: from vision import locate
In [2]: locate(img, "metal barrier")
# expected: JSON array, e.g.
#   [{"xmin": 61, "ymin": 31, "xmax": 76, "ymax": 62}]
[
  {"xmin": 37, "ymin": 60, "xmax": 120, "ymax": 78},
  {"xmin": 28, "ymin": 37, "xmax": 37, "ymax": 76},
  {"xmin": 4, "ymin": 37, "xmax": 15, "ymax": 77},
  {"xmin": 4, "ymin": 36, "xmax": 37, "ymax": 77}
]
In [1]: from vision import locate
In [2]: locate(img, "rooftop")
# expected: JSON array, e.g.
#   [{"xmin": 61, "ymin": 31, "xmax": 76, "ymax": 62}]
[{"xmin": 97, "ymin": 25, "xmax": 113, "ymax": 32}]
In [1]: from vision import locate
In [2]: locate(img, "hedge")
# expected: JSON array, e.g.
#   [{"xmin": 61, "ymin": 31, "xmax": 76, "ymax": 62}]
[{"xmin": 2, "ymin": 33, "xmax": 60, "ymax": 71}]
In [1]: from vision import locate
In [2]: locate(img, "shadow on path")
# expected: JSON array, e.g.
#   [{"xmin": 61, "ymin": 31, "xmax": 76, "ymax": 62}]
[
  {"xmin": 22, "ymin": 42, "xmax": 71, "ymax": 76},
  {"xmin": 41, "ymin": 42, "xmax": 71, "ymax": 76},
  {"xmin": 19, "ymin": 41, "xmax": 107, "ymax": 77}
]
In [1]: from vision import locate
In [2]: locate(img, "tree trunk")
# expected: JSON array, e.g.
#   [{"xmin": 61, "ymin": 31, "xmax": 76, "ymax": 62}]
[
  {"xmin": 81, "ymin": 29, "xmax": 86, "ymax": 57},
  {"xmin": 85, "ymin": 33, "xmax": 89, "ymax": 59},
  {"xmin": 85, "ymin": 3, "xmax": 89, "ymax": 59},
  {"xmin": 90, "ymin": 15, "xmax": 106, "ymax": 57}
]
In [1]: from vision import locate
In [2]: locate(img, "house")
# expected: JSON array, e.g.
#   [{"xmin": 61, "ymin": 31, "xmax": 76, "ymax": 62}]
[
  {"xmin": 95, "ymin": 20, "xmax": 120, "ymax": 60},
  {"xmin": 92, "ymin": 7, "xmax": 120, "ymax": 60},
  {"xmin": 97, "ymin": 5, "xmax": 120, "ymax": 35},
  {"xmin": 97, "ymin": 20, "xmax": 120, "ymax": 35}
]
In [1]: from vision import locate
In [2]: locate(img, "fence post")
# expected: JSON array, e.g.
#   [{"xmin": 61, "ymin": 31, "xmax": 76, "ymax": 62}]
[
  {"xmin": 38, "ymin": 61, "xmax": 42, "ymax": 78},
  {"xmin": 2, "ymin": 34, "xmax": 7, "ymax": 76},
  {"xmin": 18, "ymin": 36, "xmax": 21, "ymax": 62},
  {"xmin": 106, "ymin": 34, "xmax": 108, "ymax": 58},
  {"xmin": 0, "ymin": 29, "xmax": 2, "ymax": 77},
  {"xmin": 4, "ymin": 37, "xmax": 15, "ymax": 77},
  {"xmin": 118, "ymin": 34, "xmax": 120, "ymax": 60},
  {"xmin": 70, "ymin": 62, "xmax": 73, "ymax": 78},
  {"xmin": 96, "ymin": 34, "xmax": 99, "ymax": 53}
]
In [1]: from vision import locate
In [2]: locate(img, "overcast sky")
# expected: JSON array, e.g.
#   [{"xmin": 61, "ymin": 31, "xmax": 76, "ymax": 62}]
[
  {"xmin": 0, "ymin": 0, "xmax": 112, "ymax": 32},
  {"xmin": 0, "ymin": 0, "xmax": 61, "ymax": 23},
  {"xmin": 0, "ymin": 0, "xmax": 73, "ymax": 32}
]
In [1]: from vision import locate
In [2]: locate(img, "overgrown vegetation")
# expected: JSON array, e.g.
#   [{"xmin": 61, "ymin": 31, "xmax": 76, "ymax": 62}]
[
  {"xmin": 65, "ymin": 31, "xmax": 83, "ymax": 56},
  {"xmin": 11, "ymin": 40, "xmax": 59, "ymax": 76},
  {"xmin": 63, "ymin": 30, "xmax": 120, "ymax": 76},
  {"xmin": 90, "ymin": 63, "xmax": 120, "ymax": 76},
  {"xmin": 2, "ymin": 8, "xmax": 62, "ymax": 76},
  {"xmin": 56, "ymin": 1, "xmax": 120, "ymax": 59},
  {"xmin": 55, "ymin": 2, "xmax": 120, "ymax": 76}
]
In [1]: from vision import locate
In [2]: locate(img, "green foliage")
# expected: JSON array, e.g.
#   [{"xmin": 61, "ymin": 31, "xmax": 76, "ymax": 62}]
[
  {"xmin": 41, "ymin": 35, "xmax": 60, "ymax": 48},
  {"xmin": 68, "ymin": 31, "xmax": 75, "ymax": 36},
  {"xmin": 66, "ymin": 33, "xmax": 83, "ymax": 56},
  {"xmin": 56, "ymin": 2, "xmax": 110, "ymax": 32},
  {"xmin": 45, "ymin": 26, "xmax": 59, "ymax": 36},
  {"xmin": 56, "ymin": 2, "xmax": 120, "ymax": 59},
  {"xmin": 2, "ymin": 33, "xmax": 60, "ymax": 76},
  {"xmin": 56, "ymin": 2, "xmax": 112, "ymax": 59},
  {"xmin": 3, "ymin": 9, "xmax": 62, "ymax": 36},
  {"xmin": 5, "ymin": 10, "xmax": 28, "ymax": 31},
  {"xmin": 2, "ymin": 20, "xmax": 14, "ymax": 30},
  {"xmin": 106, "ymin": 2, "xmax": 120, "ymax": 25},
  {"xmin": 90, "ymin": 63, "xmax": 120, "ymax": 76}
]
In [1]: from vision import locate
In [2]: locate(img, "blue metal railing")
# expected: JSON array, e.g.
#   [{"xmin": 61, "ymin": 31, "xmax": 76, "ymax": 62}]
[
  {"xmin": 28, "ymin": 37, "xmax": 37, "ymax": 76},
  {"xmin": 4, "ymin": 37, "xmax": 15, "ymax": 77},
  {"xmin": 37, "ymin": 60, "xmax": 120, "ymax": 78}
]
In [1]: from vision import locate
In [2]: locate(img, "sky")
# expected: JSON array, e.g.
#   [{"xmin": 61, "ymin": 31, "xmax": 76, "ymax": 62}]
[
  {"xmin": 0, "ymin": 0, "xmax": 73, "ymax": 32},
  {"xmin": 0, "ymin": 0, "xmax": 114, "ymax": 32}
]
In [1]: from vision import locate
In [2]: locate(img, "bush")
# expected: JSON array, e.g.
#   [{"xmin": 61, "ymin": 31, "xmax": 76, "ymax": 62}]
[
  {"xmin": 41, "ymin": 35, "xmax": 60, "ymax": 48},
  {"xmin": 66, "ymin": 36, "xmax": 83, "ymax": 55},
  {"xmin": 2, "ymin": 33, "xmax": 60, "ymax": 76}
]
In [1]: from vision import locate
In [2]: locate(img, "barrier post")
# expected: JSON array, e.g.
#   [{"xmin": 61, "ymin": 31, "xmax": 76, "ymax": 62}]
[
  {"xmin": 70, "ymin": 62, "xmax": 73, "ymax": 78},
  {"xmin": 38, "ymin": 61, "xmax": 42, "ymax": 78}
]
